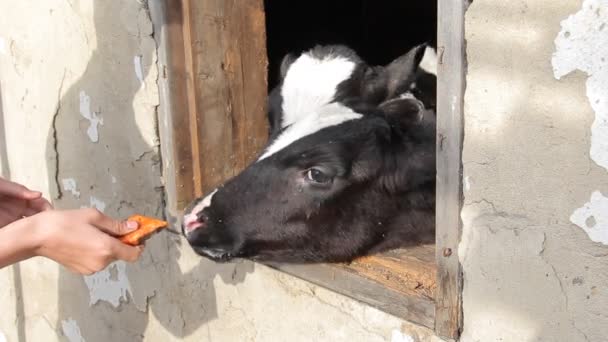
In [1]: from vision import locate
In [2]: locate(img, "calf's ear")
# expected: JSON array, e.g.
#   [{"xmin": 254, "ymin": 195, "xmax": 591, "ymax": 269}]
[{"xmin": 384, "ymin": 44, "xmax": 427, "ymax": 99}]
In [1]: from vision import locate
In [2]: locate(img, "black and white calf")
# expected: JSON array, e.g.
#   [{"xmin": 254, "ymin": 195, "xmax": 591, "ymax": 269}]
[{"xmin": 182, "ymin": 44, "xmax": 437, "ymax": 263}]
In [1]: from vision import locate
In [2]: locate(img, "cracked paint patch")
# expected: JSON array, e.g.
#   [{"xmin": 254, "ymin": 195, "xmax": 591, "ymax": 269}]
[
  {"xmin": 61, "ymin": 178, "xmax": 81, "ymax": 198},
  {"xmin": 134, "ymin": 55, "xmax": 146, "ymax": 88},
  {"xmin": 79, "ymin": 91, "xmax": 103, "ymax": 142},
  {"xmin": 570, "ymin": 191, "xmax": 608, "ymax": 245},
  {"xmin": 61, "ymin": 318, "xmax": 86, "ymax": 342},
  {"xmin": 80, "ymin": 194, "xmax": 134, "ymax": 308},
  {"xmin": 84, "ymin": 261, "xmax": 132, "ymax": 308},
  {"xmin": 391, "ymin": 330, "xmax": 415, "ymax": 342},
  {"xmin": 86, "ymin": 196, "xmax": 106, "ymax": 212},
  {"xmin": 552, "ymin": 0, "xmax": 608, "ymax": 171}
]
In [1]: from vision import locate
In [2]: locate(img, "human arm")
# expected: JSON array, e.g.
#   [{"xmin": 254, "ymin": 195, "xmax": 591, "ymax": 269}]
[{"xmin": 0, "ymin": 208, "xmax": 143, "ymax": 274}]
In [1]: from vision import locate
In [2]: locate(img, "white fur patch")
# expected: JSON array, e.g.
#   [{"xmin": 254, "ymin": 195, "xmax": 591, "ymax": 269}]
[
  {"xmin": 280, "ymin": 53, "xmax": 357, "ymax": 128},
  {"xmin": 259, "ymin": 103, "xmax": 362, "ymax": 160},
  {"xmin": 259, "ymin": 52, "xmax": 362, "ymax": 160},
  {"xmin": 184, "ymin": 189, "xmax": 218, "ymax": 228},
  {"xmin": 419, "ymin": 46, "xmax": 437, "ymax": 76}
]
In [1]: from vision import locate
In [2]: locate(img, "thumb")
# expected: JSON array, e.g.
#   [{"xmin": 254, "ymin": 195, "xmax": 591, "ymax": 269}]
[
  {"xmin": 88, "ymin": 210, "xmax": 139, "ymax": 236},
  {"xmin": 0, "ymin": 178, "xmax": 41, "ymax": 200},
  {"xmin": 110, "ymin": 240, "xmax": 144, "ymax": 262}
]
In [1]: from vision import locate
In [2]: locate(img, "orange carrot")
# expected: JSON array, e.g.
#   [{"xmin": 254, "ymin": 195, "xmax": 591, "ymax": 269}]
[{"xmin": 119, "ymin": 214, "xmax": 168, "ymax": 246}]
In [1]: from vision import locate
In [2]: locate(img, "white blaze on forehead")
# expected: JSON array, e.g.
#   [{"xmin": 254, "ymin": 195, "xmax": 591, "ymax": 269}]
[
  {"xmin": 184, "ymin": 189, "xmax": 218, "ymax": 223},
  {"xmin": 259, "ymin": 52, "xmax": 362, "ymax": 161},
  {"xmin": 280, "ymin": 53, "xmax": 357, "ymax": 127},
  {"xmin": 259, "ymin": 103, "xmax": 362, "ymax": 160}
]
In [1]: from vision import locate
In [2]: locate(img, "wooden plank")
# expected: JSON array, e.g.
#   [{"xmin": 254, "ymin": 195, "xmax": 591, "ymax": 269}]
[
  {"xmin": 267, "ymin": 257, "xmax": 436, "ymax": 329},
  {"xmin": 435, "ymin": 0, "xmax": 468, "ymax": 339},
  {"xmin": 149, "ymin": 0, "xmax": 197, "ymax": 217},
  {"xmin": 268, "ymin": 245, "xmax": 436, "ymax": 329},
  {"xmin": 156, "ymin": 0, "xmax": 268, "ymax": 214},
  {"xmin": 186, "ymin": 0, "xmax": 269, "ymax": 195},
  {"xmin": 339, "ymin": 245, "xmax": 437, "ymax": 301}
]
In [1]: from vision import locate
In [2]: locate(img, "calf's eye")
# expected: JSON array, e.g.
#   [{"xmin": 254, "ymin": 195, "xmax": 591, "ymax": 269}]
[{"xmin": 306, "ymin": 168, "xmax": 332, "ymax": 185}]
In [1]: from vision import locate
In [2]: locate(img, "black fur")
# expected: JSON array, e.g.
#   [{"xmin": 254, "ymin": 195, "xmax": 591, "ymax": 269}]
[{"xmin": 183, "ymin": 44, "xmax": 436, "ymax": 263}]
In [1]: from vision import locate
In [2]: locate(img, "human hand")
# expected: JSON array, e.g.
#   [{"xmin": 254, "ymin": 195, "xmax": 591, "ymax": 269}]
[
  {"xmin": 31, "ymin": 208, "xmax": 144, "ymax": 275},
  {"xmin": 0, "ymin": 177, "xmax": 52, "ymax": 228}
]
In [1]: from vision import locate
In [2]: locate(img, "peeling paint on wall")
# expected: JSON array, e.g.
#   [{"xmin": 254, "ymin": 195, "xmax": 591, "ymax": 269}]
[
  {"xmin": 391, "ymin": 330, "xmax": 415, "ymax": 342},
  {"xmin": 61, "ymin": 178, "xmax": 81, "ymax": 198},
  {"xmin": 570, "ymin": 191, "xmax": 608, "ymax": 245},
  {"xmin": 133, "ymin": 55, "xmax": 145, "ymax": 88},
  {"xmin": 61, "ymin": 318, "xmax": 86, "ymax": 342},
  {"xmin": 552, "ymin": 0, "xmax": 608, "ymax": 171},
  {"xmin": 80, "ymin": 193, "xmax": 132, "ymax": 307},
  {"xmin": 88, "ymin": 196, "xmax": 106, "ymax": 212},
  {"xmin": 83, "ymin": 261, "xmax": 132, "ymax": 308},
  {"xmin": 464, "ymin": 176, "xmax": 471, "ymax": 192},
  {"xmin": 78, "ymin": 91, "xmax": 103, "ymax": 143},
  {"xmin": 0, "ymin": 330, "xmax": 6, "ymax": 342},
  {"xmin": 80, "ymin": 193, "xmax": 134, "ymax": 306},
  {"xmin": 553, "ymin": 0, "xmax": 608, "ymax": 246}
]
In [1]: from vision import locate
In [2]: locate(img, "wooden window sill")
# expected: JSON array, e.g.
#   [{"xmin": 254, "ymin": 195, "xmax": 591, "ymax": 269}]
[{"xmin": 266, "ymin": 244, "xmax": 436, "ymax": 328}]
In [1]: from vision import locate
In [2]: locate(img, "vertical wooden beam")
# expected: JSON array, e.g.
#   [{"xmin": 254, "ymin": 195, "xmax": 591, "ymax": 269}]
[
  {"xmin": 150, "ymin": 0, "xmax": 197, "ymax": 217},
  {"xmin": 435, "ymin": 0, "xmax": 469, "ymax": 339},
  {"xmin": 186, "ymin": 0, "xmax": 268, "ymax": 196},
  {"xmin": 153, "ymin": 0, "xmax": 268, "ymax": 219}
]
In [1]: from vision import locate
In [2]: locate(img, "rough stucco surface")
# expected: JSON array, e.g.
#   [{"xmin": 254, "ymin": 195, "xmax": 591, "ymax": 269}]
[
  {"xmin": 0, "ymin": 1, "xmax": 441, "ymax": 341},
  {"xmin": 462, "ymin": 0, "xmax": 608, "ymax": 341}
]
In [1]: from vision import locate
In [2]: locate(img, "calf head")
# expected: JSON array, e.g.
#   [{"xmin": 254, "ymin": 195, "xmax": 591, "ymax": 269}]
[{"xmin": 182, "ymin": 44, "xmax": 436, "ymax": 263}]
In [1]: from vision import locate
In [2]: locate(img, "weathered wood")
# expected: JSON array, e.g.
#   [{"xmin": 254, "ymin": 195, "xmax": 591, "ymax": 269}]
[
  {"xmin": 435, "ymin": 0, "xmax": 468, "ymax": 339},
  {"xmin": 267, "ymin": 247, "xmax": 437, "ymax": 329},
  {"xmin": 341, "ymin": 245, "xmax": 437, "ymax": 301},
  {"xmin": 185, "ymin": 0, "xmax": 269, "ymax": 195},
  {"xmin": 150, "ymin": 0, "xmax": 197, "ymax": 216}
]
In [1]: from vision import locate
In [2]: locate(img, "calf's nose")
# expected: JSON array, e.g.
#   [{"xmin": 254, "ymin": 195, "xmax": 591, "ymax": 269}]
[{"xmin": 183, "ymin": 211, "xmax": 208, "ymax": 234}]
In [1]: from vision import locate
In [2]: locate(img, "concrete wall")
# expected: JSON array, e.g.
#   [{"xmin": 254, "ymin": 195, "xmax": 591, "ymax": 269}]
[
  {"xmin": 0, "ymin": 1, "xmax": 439, "ymax": 341},
  {"xmin": 461, "ymin": 0, "xmax": 608, "ymax": 341}
]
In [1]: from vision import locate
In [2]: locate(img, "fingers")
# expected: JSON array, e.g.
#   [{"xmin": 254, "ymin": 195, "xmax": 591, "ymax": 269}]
[
  {"xmin": 110, "ymin": 240, "xmax": 144, "ymax": 262},
  {"xmin": 0, "ymin": 178, "xmax": 42, "ymax": 200},
  {"xmin": 28, "ymin": 197, "xmax": 53, "ymax": 212},
  {"xmin": 83, "ymin": 208, "xmax": 138, "ymax": 236}
]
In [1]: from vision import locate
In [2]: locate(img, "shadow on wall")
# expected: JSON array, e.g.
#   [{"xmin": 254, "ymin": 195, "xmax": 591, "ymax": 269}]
[{"xmin": 47, "ymin": 2, "xmax": 253, "ymax": 341}]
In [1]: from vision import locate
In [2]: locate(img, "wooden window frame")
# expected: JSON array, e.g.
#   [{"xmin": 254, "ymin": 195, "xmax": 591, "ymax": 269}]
[{"xmin": 150, "ymin": 0, "xmax": 467, "ymax": 339}]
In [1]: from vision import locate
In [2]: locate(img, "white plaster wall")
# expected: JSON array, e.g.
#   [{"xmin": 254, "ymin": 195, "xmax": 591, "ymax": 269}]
[
  {"xmin": 0, "ymin": 1, "xmax": 440, "ymax": 341},
  {"xmin": 462, "ymin": 0, "xmax": 608, "ymax": 341}
]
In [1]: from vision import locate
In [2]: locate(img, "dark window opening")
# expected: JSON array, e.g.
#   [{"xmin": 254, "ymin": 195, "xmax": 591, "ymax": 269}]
[{"xmin": 265, "ymin": 0, "xmax": 437, "ymax": 90}]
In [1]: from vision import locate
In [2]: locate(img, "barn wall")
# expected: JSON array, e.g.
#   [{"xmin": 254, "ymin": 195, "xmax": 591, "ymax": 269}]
[
  {"xmin": 5, "ymin": 0, "xmax": 605, "ymax": 341},
  {"xmin": 0, "ymin": 1, "xmax": 441, "ymax": 342},
  {"xmin": 461, "ymin": 0, "xmax": 608, "ymax": 341}
]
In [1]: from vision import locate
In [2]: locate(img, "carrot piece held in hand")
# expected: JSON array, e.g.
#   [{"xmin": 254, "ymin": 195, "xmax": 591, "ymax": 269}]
[{"xmin": 119, "ymin": 214, "xmax": 168, "ymax": 246}]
